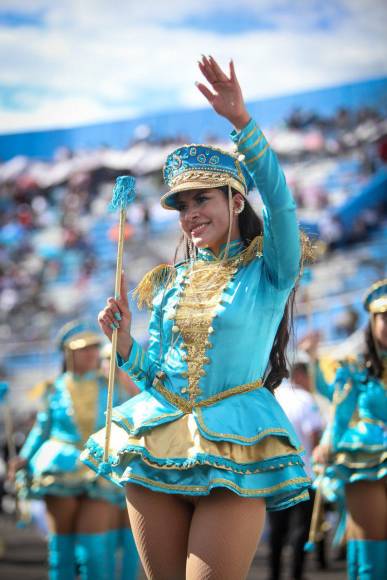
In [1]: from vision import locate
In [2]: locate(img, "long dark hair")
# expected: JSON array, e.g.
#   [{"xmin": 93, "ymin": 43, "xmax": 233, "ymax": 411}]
[
  {"xmin": 364, "ymin": 321, "xmax": 383, "ymax": 379},
  {"xmin": 234, "ymin": 191, "xmax": 295, "ymax": 392},
  {"xmin": 174, "ymin": 186, "xmax": 295, "ymax": 392}
]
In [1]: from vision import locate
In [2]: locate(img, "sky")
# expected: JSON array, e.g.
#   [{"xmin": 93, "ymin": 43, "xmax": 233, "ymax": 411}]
[{"xmin": 0, "ymin": 0, "xmax": 386, "ymax": 134}]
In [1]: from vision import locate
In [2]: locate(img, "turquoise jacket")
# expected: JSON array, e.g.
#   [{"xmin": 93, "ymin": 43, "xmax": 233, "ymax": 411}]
[
  {"xmin": 113, "ymin": 119, "xmax": 302, "ymax": 445},
  {"xmin": 83, "ymin": 119, "xmax": 311, "ymax": 508}
]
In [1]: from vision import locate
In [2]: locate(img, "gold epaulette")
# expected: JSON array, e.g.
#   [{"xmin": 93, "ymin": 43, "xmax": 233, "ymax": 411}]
[
  {"xmin": 300, "ymin": 231, "xmax": 316, "ymax": 264},
  {"xmin": 133, "ymin": 264, "xmax": 176, "ymax": 309},
  {"xmin": 318, "ymin": 356, "xmax": 340, "ymax": 383},
  {"xmin": 28, "ymin": 379, "xmax": 54, "ymax": 401},
  {"xmin": 239, "ymin": 231, "xmax": 315, "ymax": 267}
]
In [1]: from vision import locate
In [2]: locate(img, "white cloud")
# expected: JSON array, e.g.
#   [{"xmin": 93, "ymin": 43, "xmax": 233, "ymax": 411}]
[{"xmin": 0, "ymin": 0, "xmax": 386, "ymax": 132}]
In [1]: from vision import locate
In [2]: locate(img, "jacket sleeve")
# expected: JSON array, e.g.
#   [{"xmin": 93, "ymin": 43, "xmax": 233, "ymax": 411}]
[
  {"xmin": 313, "ymin": 361, "xmax": 335, "ymax": 401},
  {"xmin": 116, "ymin": 296, "xmax": 163, "ymax": 392},
  {"xmin": 19, "ymin": 392, "xmax": 52, "ymax": 462},
  {"xmin": 231, "ymin": 119, "xmax": 301, "ymax": 289},
  {"xmin": 329, "ymin": 363, "xmax": 360, "ymax": 451}
]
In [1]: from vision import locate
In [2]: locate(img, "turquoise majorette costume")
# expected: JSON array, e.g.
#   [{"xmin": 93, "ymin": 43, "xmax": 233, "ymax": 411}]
[
  {"xmin": 313, "ymin": 280, "xmax": 387, "ymax": 579},
  {"xmin": 18, "ymin": 321, "xmax": 125, "ymax": 503},
  {"xmin": 82, "ymin": 119, "xmax": 312, "ymax": 510},
  {"xmin": 18, "ymin": 321, "xmax": 131, "ymax": 580}
]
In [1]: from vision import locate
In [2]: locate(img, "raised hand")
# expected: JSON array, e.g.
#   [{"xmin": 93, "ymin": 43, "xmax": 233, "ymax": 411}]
[
  {"xmin": 196, "ymin": 55, "xmax": 250, "ymax": 130},
  {"xmin": 98, "ymin": 271, "xmax": 133, "ymax": 360}
]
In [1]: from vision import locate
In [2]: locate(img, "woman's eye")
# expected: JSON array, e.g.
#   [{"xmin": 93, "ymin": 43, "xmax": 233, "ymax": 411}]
[{"xmin": 197, "ymin": 196, "xmax": 208, "ymax": 204}]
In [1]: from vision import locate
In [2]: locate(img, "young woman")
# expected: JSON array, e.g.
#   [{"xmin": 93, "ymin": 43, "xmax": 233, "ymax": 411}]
[
  {"xmin": 312, "ymin": 280, "xmax": 387, "ymax": 579},
  {"xmin": 82, "ymin": 56, "xmax": 311, "ymax": 579},
  {"xmin": 8, "ymin": 321, "xmax": 130, "ymax": 580}
]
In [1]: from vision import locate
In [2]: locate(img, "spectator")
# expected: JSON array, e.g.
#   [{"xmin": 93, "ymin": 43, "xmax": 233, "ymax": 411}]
[{"xmin": 267, "ymin": 359, "xmax": 325, "ymax": 580}]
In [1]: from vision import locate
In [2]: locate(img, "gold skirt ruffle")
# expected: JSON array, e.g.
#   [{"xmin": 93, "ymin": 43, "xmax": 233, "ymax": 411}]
[{"xmin": 93, "ymin": 413, "xmax": 303, "ymax": 474}]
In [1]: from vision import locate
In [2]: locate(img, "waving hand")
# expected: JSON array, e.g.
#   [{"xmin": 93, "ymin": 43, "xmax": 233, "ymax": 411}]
[{"xmin": 196, "ymin": 55, "xmax": 250, "ymax": 130}]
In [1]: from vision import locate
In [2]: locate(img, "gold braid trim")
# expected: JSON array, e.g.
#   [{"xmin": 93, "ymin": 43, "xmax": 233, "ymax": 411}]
[
  {"xmin": 110, "ymin": 471, "xmax": 311, "ymax": 496},
  {"xmin": 133, "ymin": 264, "xmax": 176, "ymax": 309},
  {"xmin": 152, "ymin": 373, "xmax": 263, "ymax": 413},
  {"xmin": 133, "ymin": 231, "xmax": 313, "ymax": 310}
]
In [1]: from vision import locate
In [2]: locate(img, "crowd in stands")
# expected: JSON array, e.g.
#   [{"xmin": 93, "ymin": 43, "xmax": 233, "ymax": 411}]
[{"xmin": 0, "ymin": 104, "xmax": 386, "ymax": 381}]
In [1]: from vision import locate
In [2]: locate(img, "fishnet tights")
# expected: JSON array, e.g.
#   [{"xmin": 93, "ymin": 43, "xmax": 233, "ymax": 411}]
[{"xmin": 125, "ymin": 484, "xmax": 266, "ymax": 580}]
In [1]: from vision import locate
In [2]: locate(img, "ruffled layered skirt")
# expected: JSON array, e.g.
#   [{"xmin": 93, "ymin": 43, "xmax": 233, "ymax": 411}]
[
  {"xmin": 82, "ymin": 385, "xmax": 311, "ymax": 511},
  {"xmin": 17, "ymin": 438, "xmax": 125, "ymax": 506},
  {"xmin": 327, "ymin": 419, "xmax": 387, "ymax": 484}
]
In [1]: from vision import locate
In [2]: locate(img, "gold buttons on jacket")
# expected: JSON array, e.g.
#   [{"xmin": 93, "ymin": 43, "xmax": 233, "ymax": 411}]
[{"xmin": 172, "ymin": 325, "xmax": 179, "ymax": 333}]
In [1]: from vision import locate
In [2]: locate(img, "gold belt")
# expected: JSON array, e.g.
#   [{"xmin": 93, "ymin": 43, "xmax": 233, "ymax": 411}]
[
  {"xmin": 152, "ymin": 373, "xmax": 263, "ymax": 414},
  {"xmin": 50, "ymin": 436, "xmax": 84, "ymax": 450}
]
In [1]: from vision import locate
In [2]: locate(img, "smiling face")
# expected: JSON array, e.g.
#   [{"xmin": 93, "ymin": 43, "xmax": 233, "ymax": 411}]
[{"xmin": 175, "ymin": 188, "xmax": 243, "ymax": 255}]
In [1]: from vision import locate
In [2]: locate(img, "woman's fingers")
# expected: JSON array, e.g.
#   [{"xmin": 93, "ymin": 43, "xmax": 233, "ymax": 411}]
[
  {"xmin": 229, "ymin": 59, "xmax": 237, "ymax": 82},
  {"xmin": 98, "ymin": 308, "xmax": 116, "ymax": 334},
  {"xmin": 198, "ymin": 59, "xmax": 217, "ymax": 86},
  {"xmin": 195, "ymin": 82, "xmax": 215, "ymax": 104},
  {"xmin": 208, "ymin": 55, "xmax": 229, "ymax": 82}
]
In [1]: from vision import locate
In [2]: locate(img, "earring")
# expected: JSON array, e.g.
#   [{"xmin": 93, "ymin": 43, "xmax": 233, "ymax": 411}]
[
  {"xmin": 186, "ymin": 236, "xmax": 196, "ymax": 264},
  {"xmin": 234, "ymin": 200, "xmax": 245, "ymax": 215}
]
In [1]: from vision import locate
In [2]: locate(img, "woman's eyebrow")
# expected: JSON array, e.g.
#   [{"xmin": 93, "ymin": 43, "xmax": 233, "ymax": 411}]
[{"xmin": 193, "ymin": 191, "xmax": 209, "ymax": 199}]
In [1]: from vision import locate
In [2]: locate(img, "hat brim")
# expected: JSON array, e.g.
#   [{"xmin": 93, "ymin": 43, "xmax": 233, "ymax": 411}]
[
  {"xmin": 64, "ymin": 332, "xmax": 101, "ymax": 351},
  {"xmin": 368, "ymin": 297, "xmax": 387, "ymax": 314},
  {"xmin": 161, "ymin": 176, "xmax": 247, "ymax": 210}
]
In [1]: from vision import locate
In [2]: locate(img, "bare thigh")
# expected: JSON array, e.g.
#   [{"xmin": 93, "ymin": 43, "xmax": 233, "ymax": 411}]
[
  {"xmin": 45, "ymin": 495, "xmax": 80, "ymax": 534},
  {"xmin": 125, "ymin": 483, "xmax": 193, "ymax": 580},
  {"xmin": 186, "ymin": 489, "xmax": 266, "ymax": 580},
  {"xmin": 75, "ymin": 497, "xmax": 119, "ymax": 534},
  {"xmin": 346, "ymin": 478, "xmax": 387, "ymax": 540}
]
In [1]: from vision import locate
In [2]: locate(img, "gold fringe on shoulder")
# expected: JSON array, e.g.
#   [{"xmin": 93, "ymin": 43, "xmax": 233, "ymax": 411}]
[
  {"xmin": 133, "ymin": 264, "xmax": 176, "ymax": 309},
  {"xmin": 237, "ymin": 231, "xmax": 315, "ymax": 268},
  {"xmin": 238, "ymin": 236, "xmax": 263, "ymax": 265},
  {"xmin": 300, "ymin": 231, "xmax": 316, "ymax": 264},
  {"xmin": 134, "ymin": 231, "xmax": 314, "ymax": 310}
]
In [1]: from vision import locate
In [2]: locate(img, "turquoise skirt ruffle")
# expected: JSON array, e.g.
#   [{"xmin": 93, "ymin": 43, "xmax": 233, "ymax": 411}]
[
  {"xmin": 18, "ymin": 438, "xmax": 125, "ymax": 506},
  {"xmin": 328, "ymin": 418, "xmax": 386, "ymax": 484}
]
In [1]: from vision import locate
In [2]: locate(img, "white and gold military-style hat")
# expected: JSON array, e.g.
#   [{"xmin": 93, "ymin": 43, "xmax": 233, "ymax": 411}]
[
  {"xmin": 161, "ymin": 144, "xmax": 255, "ymax": 209},
  {"xmin": 57, "ymin": 320, "xmax": 102, "ymax": 351},
  {"xmin": 363, "ymin": 279, "xmax": 387, "ymax": 314}
]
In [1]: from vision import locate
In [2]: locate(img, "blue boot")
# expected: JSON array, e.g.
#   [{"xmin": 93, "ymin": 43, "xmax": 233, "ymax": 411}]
[
  {"xmin": 48, "ymin": 533, "xmax": 76, "ymax": 580},
  {"xmin": 347, "ymin": 539, "xmax": 359, "ymax": 580},
  {"xmin": 357, "ymin": 540, "xmax": 387, "ymax": 580},
  {"xmin": 75, "ymin": 532, "xmax": 115, "ymax": 580},
  {"xmin": 120, "ymin": 528, "xmax": 140, "ymax": 580}
]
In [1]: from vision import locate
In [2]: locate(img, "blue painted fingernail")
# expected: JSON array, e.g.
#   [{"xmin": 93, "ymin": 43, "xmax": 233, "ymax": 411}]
[
  {"xmin": 114, "ymin": 312, "xmax": 121, "ymax": 321},
  {"xmin": 110, "ymin": 323, "xmax": 115, "ymax": 330}
]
